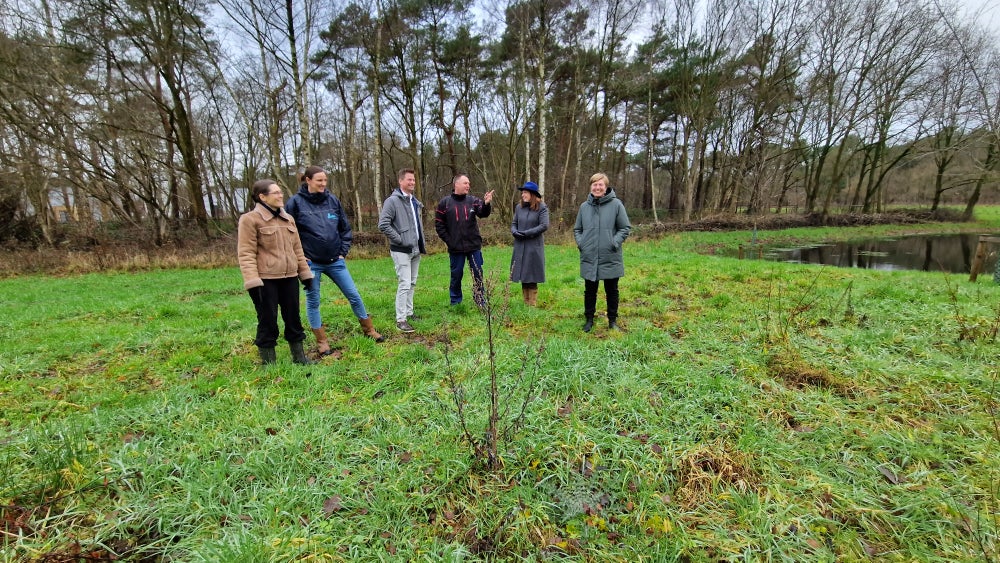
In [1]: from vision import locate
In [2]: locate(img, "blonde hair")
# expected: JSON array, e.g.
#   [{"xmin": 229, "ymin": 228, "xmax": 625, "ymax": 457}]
[{"xmin": 589, "ymin": 172, "xmax": 609, "ymax": 186}]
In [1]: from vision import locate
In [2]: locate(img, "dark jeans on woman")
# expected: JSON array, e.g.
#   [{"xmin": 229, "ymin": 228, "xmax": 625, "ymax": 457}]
[
  {"xmin": 248, "ymin": 276, "xmax": 306, "ymax": 348},
  {"xmin": 584, "ymin": 277, "xmax": 619, "ymax": 321}
]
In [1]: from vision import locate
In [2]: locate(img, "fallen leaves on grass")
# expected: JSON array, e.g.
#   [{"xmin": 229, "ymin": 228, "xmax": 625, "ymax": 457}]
[
  {"xmin": 877, "ymin": 465, "xmax": 905, "ymax": 485},
  {"xmin": 323, "ymin": 495, "xmax": 343, "ymax": 515},
  {"xmin": 557, "ymin": 396, "xmax": 573, "ymax": 416}
]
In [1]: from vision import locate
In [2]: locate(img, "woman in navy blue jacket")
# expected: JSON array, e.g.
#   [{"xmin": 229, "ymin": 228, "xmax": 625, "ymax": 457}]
[{"xmin": 286, "ymin": 166, "xmax": 384, "ymax": 355}]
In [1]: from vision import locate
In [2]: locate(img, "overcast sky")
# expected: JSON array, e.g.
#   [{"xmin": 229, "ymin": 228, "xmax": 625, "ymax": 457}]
[{"xmin": 959, "ymin": 0, "xmax": 1000, "ymax": 34}]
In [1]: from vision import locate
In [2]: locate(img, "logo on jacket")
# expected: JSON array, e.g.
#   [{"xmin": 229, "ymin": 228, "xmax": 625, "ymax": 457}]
[{"xmin": 327, "ymin": 213, "xmax": 338, "ymax": 220}]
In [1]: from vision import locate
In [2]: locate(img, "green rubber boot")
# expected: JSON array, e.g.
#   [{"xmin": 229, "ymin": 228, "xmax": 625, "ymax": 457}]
[{"xmin": 289, "ymin": 341, "xmax": 313, "ymax": 365}]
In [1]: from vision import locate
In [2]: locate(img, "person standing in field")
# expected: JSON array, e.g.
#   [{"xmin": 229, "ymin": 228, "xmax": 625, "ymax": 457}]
[
  {"xmin": 510, "ymin": 181, "xmax": 548, "ymax": 306},
  {"xmin": 378, "ymin": 168, "xmax": 426, "ymax": 334},
  {"xmin": 285, "ymin": 166, "xmax": 384, "ymax": 356},
  {"xmin": 573, "ymin": 172, "xmax": 631, "ymax": 332},
  {"xmin": 237, "ymin": 179, "xmax": 315, "ymax": 365},
  {"xmin": 435, "ymin": 174, "xmax": 495, "ymax": 308}
]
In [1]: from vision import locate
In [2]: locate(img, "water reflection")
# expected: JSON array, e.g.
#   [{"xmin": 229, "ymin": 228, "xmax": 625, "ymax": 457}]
[{"xmin": 761, "ymin": 233, "xmax": 999, "ymax": 274}]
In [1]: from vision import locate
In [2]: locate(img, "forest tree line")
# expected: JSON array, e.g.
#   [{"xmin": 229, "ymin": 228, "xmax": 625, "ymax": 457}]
[{"xmin": 0, "ymin": 0, "xmax": 998, "ymax": 248}]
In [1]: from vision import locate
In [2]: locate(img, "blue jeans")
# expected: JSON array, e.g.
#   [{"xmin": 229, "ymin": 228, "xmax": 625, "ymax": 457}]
[
  {"xmin": 305, "ymin": 259, "xmax": 368, "ymax": 329},
  {"xmin": 449, "ymin": 250, "xmax": 485, "ymax": 306}
]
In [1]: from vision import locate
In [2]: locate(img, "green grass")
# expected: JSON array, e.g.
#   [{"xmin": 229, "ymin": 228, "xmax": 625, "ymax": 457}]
[{"xmin": 2, "ymin": 209, "xmax": 1000, "ymax": 561}]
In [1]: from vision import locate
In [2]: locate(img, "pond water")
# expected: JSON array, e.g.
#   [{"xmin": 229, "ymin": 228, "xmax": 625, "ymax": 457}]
[{"xmin": 741, "ymin": 233, "xmax": 1000, "ymax": 274}]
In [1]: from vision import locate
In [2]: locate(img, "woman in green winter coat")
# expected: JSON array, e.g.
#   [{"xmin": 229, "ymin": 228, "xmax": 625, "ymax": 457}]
[{"xmin": 573, "ymin": 172, "xmax": 631, "ymax": 332}]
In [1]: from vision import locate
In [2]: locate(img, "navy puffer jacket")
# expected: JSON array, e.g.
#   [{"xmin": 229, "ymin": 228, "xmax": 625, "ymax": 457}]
[{"xmin": 285, "ymin": 185, "xmax": 352, "ymax": 264}]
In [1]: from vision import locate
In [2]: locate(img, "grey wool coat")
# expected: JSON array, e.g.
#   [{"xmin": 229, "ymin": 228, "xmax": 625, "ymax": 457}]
[
  {"xmin": 510, "ymin": 202, "xmax": 549, "ymax": 283},
  {"xmin": 573, "ymin": 189, "xmax": 631, "ymax": 281}
]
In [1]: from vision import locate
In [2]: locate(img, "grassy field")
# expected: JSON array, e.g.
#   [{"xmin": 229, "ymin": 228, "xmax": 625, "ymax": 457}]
[{"xmin": 2, "ymin": 209, "xmax": 1000, "ymax": 561}]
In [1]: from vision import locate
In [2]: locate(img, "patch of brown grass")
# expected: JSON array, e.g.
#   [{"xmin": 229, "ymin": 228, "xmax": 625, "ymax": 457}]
[
  {"xmin": 766, "ymin": 349, "xmax": 844, "ymax": 391},
  {"xmin": 2, "ymin": 242, "xmax": 236, "ymax": 278},
  {"xmin": 674, "ymin": 439, "xmax": 761, "ymax": 509}
]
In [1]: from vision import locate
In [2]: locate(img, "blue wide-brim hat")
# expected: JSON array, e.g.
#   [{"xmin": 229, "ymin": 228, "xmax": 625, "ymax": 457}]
[{"xmin": 519, "ymin": 181, "xmax": 542, "ymax": 197}]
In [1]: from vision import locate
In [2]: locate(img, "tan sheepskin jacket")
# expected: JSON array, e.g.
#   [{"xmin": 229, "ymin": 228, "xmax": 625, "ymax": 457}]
[{"xmin": 237, "ymin": 203, "xmax": 314, "ymax": 290}]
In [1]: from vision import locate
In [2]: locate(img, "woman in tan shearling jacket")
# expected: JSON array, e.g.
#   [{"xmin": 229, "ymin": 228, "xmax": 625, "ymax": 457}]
[{"xmin": 237, "ymin": 179, "xmax": 315, "ymax": 365}]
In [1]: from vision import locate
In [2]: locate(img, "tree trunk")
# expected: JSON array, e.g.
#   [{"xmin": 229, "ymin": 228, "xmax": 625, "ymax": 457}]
[
  {"xmin": 962, "ymin": 138, "xmax": 997, "ymax": 221},
  {"xmin": 286, "ymin": 0, "xmax": 312, "ymax": 166},
  {"xmin": 372, "ymin": 0, "xmax": 386, "ymax": 213},
  {"xmin": 646, "ymin": 84, "xmax": 658, "ymax": 223},
  {"xmin": 536, "ymin": 42, "xmax": 547, "ymax": 201}
]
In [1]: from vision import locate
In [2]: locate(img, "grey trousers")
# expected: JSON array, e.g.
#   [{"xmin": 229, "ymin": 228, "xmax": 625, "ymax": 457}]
[{"xmin": 390, "ymin": 251, "xmax": 421, "ymax": 322}]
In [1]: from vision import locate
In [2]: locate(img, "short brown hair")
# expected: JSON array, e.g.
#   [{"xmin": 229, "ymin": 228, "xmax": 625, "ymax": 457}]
[
  {"xmin": 251, "ymin": 179, "xmax": 279, "ymax": 203},
  {"xmin": 398, "ymin": 168, "xmax": 415, "ymax": 181}
]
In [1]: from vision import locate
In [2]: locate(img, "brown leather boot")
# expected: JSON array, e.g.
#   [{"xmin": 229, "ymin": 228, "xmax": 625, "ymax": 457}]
[
  {"xmin": 312, "ymin": 327, "xmax": 333, "ymax": 356},
  {"xmin": 526, "ymin": 288, "xmax": 538, "ymax": 306},
  {"xmin": 522, "ymin": 286, "xmax": 531, "ymax": 304},
  {"xmin": 359, "ymin": 316, "xmax": 385, "ymax": 342}
]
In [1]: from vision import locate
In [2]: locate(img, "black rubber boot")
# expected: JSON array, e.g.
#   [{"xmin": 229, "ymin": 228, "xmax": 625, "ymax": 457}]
[
  {"xmin": 289, "ymin": 341, "xmax": 314, "ymax": 365},
  {"xmin": 258, "ymin": 347, "xmax": 276, "ymax": 365},
  {"xmin": 583, "ymin": 317, "xmax": 594, "ymax": 333}
]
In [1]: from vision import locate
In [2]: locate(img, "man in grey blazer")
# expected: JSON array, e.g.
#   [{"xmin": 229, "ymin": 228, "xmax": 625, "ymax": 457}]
[{"xmin": 378, "ymin": 168, "xmax": 426, "ymax": 333}]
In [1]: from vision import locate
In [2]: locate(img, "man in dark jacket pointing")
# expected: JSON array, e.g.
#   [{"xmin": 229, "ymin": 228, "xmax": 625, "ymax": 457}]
[{"xmin": 435, "ymin": 174, "xmax": 494, "ymax": 308}]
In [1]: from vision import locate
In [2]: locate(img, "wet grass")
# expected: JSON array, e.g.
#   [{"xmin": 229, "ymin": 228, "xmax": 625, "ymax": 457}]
[{"xmin": 1, "ymin": 208, "xmax": 999, "ymax": 561}]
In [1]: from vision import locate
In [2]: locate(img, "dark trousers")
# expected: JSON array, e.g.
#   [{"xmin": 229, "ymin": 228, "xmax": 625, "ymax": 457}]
[
  {"xmin": 248, "ymin": 277, "xmax": 306, "ymax": 348},
  {"xmin": 584, "ymin": 278, "xmax": 619, "ymax": 321},
  {"xmin": 449, "ymin": 250, "xmax": 485, "ymax": 306}
]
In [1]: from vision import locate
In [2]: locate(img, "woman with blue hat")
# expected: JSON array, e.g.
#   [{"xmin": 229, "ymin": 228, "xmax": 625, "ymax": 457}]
[{"xmin": 510, "ymin": 181, "xmax": 549, "ymax": 306}]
